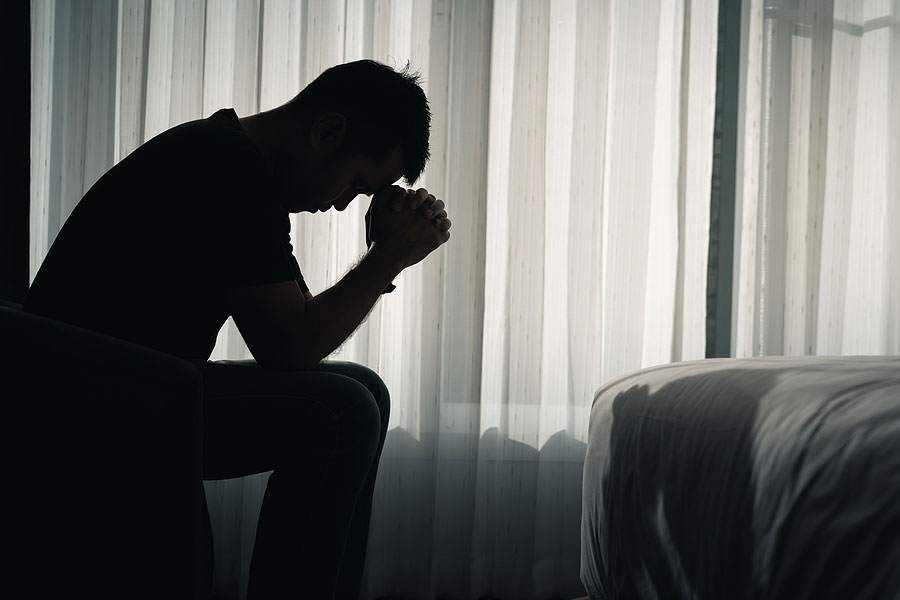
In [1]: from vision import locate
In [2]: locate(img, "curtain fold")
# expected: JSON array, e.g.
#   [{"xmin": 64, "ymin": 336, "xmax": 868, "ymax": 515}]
[
  {"xmin": 734, "ymin": 0, "xmax": 900, "ymax": 357},
  {"xmin": 29, "ymin": 1, "xmax": 718, "ymax": 598}
]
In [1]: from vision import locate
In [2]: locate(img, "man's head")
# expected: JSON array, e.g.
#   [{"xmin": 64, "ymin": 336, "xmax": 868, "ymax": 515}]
[{"xmin": 270, "ymin": 60, "xmax": 431, "ymax": 213}]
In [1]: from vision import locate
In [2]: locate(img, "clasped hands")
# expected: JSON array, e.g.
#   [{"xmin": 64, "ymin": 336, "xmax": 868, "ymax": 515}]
[{"xmin": 365, "ymin": 186, "xmax": 451, "ymax": 271}]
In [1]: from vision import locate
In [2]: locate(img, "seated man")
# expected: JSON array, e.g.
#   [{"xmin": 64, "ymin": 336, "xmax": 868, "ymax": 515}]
[{"xmin": 24, "ymin": 59, "xmax": 450, "ymax": 599}]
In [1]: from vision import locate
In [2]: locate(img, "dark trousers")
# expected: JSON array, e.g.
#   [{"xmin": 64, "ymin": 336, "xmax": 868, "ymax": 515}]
[{"xmin": 196, "ymin": 360, "xmax": 390, "ymax": 600}]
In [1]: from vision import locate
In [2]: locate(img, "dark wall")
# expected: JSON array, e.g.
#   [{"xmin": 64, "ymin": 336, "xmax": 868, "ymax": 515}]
[{"xmin": 1, "ymin": 1, "xmax": 31, "ymax": 303}]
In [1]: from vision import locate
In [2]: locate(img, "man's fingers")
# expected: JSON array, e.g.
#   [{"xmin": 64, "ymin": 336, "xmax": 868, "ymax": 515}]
[
  {"xmin": 423, "ymin": 198, "xmax": 444, "ymax": 218},
  {"xmin": 434, "ymin": 217, "xmax": 451, "ymax": 231},
  {"xmin": 418, "ymin": 190, "xmax": 435, "ymax": 210},
  {"xmin": 406, "ymin": 188, "xmax": 429, "ymax": 210},
  {"xmin": 388, "ymin": 187, "xmax": 411, "ymax": 213}
]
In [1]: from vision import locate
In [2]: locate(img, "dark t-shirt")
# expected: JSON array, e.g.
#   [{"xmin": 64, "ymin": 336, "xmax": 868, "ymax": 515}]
[{"xmin": 24, "ymin": 108, "xmax": 309, "ymax": 360}]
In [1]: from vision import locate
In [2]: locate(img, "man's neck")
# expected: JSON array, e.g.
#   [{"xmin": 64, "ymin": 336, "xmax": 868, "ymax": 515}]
[{"xmin": 238, "ymin": 111, "xmax": 279, "ymax": 166}]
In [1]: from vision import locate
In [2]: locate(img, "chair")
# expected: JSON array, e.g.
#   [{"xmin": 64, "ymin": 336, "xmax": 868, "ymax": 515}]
[{"xmin": 0, "ymin": 299, "xmax": 210, "ymax": 599}]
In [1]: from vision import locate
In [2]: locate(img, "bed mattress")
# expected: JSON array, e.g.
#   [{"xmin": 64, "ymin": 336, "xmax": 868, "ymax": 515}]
[{"xmin": 580, "ymin": 356, "xmax": 900, "ymax": 600}]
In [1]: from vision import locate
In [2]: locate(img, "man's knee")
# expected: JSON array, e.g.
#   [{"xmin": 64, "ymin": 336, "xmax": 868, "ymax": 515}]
[
  {"xmin": 329, "ymin": 375, "xmax": 383, "ymax": 455},
  {"xmin": 355, "ymin": 364, "xmax": 390, "ymax": 422},
  {"xmin": 324, "ymin": 362, "xmax": 390, "ymax": 424}
]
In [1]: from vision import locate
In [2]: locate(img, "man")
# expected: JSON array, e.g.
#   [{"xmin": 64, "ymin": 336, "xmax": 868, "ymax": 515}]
[{"xmin": 24, "ymin": 60, "xmax": 449, "ymax": 599}]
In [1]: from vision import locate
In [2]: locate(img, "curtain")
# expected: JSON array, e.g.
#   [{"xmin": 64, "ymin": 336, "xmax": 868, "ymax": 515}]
[
  {"xmin": 29, "ymin": 1, "xmax": 718, "ymax": 598},
  {"xmin": 733, "ymin": 0, "xmax": 900, "ymax": 357}
]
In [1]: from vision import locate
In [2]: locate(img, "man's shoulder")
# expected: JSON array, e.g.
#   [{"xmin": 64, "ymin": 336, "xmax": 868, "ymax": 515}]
[
  {"xmin": 152, "ymin": 108, "xmax": 254, "ymax": 155},
  {"xmin": 177, "ymin": 108, "xmax": 242, "ymax": 137},
  {"xmin": 118, "ymin": 108, "xmax": 266, "ymax": 189}
]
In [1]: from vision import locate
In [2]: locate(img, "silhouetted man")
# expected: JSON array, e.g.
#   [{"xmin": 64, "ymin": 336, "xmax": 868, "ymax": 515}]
[{"xmin": 24, "ymin": 60, "xmax": 450, "ymax": 599}]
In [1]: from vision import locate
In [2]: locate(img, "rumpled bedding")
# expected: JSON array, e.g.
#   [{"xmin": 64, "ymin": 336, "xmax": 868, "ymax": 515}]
[{"xmin": 580, "ymin": 356, "xmax": 900, "ymax": 600}]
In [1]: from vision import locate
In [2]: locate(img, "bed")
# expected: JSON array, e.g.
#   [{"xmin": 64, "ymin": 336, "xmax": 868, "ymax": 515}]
[{"xmin": 580, "ymin": 356, "xmax": 900, "ymax": 600}]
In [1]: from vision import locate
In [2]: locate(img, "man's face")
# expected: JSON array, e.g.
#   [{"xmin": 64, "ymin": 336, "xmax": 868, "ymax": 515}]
[
  {"xmin": 304, "ymin": 144, "xmax": 406, "ymax": 214},
  {"xmin": 277, "ymin": 111, "xmax": 406, "ymax": 214}
]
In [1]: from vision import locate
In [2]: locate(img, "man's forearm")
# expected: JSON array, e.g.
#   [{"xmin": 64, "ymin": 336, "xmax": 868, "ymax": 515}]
[{"xmin": 296, "ymin": 245, "xmax": 401, "ymax": 366}]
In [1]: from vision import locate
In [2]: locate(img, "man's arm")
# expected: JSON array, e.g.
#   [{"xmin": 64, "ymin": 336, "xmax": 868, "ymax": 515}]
[
  {"xmin": 227, "ymin": 186, "xmax": 450, "ymax": 370},
  {"xmin": 226, "ymin": 245, "xmax": 400, "ymax": 370}
]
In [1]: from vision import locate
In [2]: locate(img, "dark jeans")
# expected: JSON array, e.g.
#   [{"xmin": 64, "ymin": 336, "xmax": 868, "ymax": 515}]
[{"xmin": 197, "ymin": 359, "xmax": 390, "ymax": 600}]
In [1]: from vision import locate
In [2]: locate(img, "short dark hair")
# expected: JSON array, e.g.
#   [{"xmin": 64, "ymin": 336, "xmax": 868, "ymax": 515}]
[{"xmin": 288, "ymin": 60, "xmax": 431, "ymax": 184}]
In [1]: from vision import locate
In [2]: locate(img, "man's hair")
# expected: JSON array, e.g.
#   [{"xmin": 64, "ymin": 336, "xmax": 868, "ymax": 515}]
[{"xmin": 288, "ymin": 60, "xmax": 431, "ymax": 184}]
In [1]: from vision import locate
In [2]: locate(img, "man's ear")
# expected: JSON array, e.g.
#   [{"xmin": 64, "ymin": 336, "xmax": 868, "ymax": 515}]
[{"xmin": 309, "ymin": 112, "xmax": 347, "ymax": 155}]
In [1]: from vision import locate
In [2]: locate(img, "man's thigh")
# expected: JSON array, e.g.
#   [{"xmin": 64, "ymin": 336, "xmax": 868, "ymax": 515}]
[{"xmin": 197, "ymin": 360, "xmax": 380, "ymax": 480}]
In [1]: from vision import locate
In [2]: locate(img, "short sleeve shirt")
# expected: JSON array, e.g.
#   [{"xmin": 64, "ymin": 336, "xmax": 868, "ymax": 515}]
[{"xmin": 24, "ymin": 108, "xmax": 308, "ymax": 360}]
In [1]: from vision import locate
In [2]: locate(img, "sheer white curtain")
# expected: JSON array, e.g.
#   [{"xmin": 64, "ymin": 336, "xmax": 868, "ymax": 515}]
[
  {"xmin": 733, "ymin": 0, "xmax": 900, "ymax": 357},
  {"xmin": 29, "ymin": 1, "xmax": 717, "ymax": 598}
]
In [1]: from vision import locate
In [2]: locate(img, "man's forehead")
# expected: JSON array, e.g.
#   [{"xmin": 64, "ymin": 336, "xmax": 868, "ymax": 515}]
[{"xmin": 363, "ymin": 145, "xmax": 405, "ymax": 191}]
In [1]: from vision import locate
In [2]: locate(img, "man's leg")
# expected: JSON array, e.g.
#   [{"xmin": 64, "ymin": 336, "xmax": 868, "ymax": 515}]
[
  {"xmin": 198, "ymin": 360, "xmax": 389, "ymax": 600},
  {"xmin": 313, "ymin": 362, "xmax": 391, "ymax": 599}
]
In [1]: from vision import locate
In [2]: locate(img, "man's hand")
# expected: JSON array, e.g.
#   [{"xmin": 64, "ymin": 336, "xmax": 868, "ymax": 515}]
[
  {"xmin": 392, "ymin": 188, "xmax": 451, "ymax": 230},
  {"xmin": 365, "ymin": 187, "xmax": 451, "ymax": 247},
  {"xmin": 365, "ymin": 185, "xmax": 451, "ymax": 271}
]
